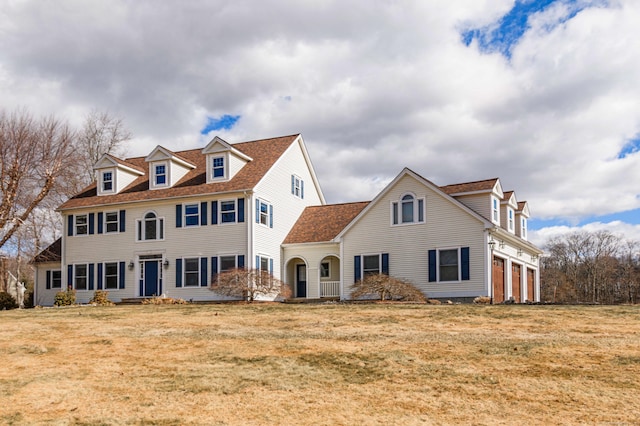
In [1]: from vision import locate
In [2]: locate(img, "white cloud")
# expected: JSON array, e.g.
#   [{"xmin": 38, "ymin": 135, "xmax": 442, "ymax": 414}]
[
  {"xmin": 529, "ymin": 220, "xmax": 640, "ymax": 249},
  {"xmin": 1, "ymin": 0, "xmax": 639, "ymax": 236}
]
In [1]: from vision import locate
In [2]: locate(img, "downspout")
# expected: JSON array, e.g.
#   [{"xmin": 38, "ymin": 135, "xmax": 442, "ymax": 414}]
[{"xmin": 245, "ymin": 191, "xmax": 253, "ymax": 269}]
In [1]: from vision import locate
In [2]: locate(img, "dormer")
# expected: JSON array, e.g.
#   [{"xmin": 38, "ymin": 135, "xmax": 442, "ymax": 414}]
[
  {"xmin": 500, "ymin": 191, "xmax": 518, "ymax": 234},
  {"xmin": 440, "ymin": 178, "xmax": 503, "ymax": 225},
  {"xmin": 94, "ymin": 154, "xmax": 145, "ymax": 196},
  {"xmin": 516, "ymin": 201, "xmax": 530, "ymax": 240},
  {"xmin": 145, "ymin": 146, "xmax": 196, "ymax": 190},
  {"xmin": 201, "ymin": 136, "xmax": 252, "ymax": 183}
]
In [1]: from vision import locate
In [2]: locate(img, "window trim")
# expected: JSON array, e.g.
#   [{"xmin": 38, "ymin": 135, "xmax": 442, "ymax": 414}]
[
  {"xmin": 74, "ymin": 263, "xmax": 89, "ymax": 291},
  {"xmin": 437, "ymin": 248, "xmax": 461, "ymax": 282},
  {"xmin": 153, "ymin": 162, "xmax": 168, "ymax": 187},
  {"xmin": 183, "ymin": 203, "xmax": 201, "ymax": 227},
  {"xmin": 492, "ymin": 197, "xmax": 499, "ymax": 223},
  {"xmin": 219, "ymin": 255, "xmax": 239, "ymax": 273},
  {"xmin": 291, "ymin": 174, "xmax": 304, "ymax": 199},
  {"xmin": 103, "ymin": 261, "xmax": 120, "ymax": 290},
  {"xmin": 136, "ymin": 211, "xmax": 165, "ymax": 242},
  {"xmin": 320, "ymin": 261, "xmax": 330, "ymax": 279},
  {"xmin": 211, "ymin": 156, "xmax": 226, "ymax": 180},
  {"xmin": 220, "ymin": 199, "xmax": 237, "ymax": 224},
  {"xmin": 256, "ymin": 199, "xmax": 272, "ymax": 228},
  {"xmin": 104, "ymin": 211, "xmax": 120, "ymax": 234},
  {"xmin": 101, "ymin": 171, "xmax": 114, "ymax": 193},
  {"xmin": 508, "ymin": 208, "xmax": 514, "ymax": 232},
  {"xmin": 50, "ymin": 269, "xmax": 62, "ymax": 289},
  {"xmin": 362, "ymin": 253, "xmax": 381, "ymax": 277},
  {"xmin": 75, "ymin": 214, "xmax": 88, "ymax": 236},
  {"xmin": 521, "ymin": 217, "xmax": 527, "ymax": 239},
  {"xmin": 183, "ymin": 257, "xmax": 201, "ymax": 287},
  {"xmin": 391, "ymin": 192, "xmax": 425, "ymax": 226}
]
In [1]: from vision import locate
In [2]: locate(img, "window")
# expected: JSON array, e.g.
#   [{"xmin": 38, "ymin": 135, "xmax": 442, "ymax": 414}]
[
  {"xmin": 104, "ymin": 262, "xmax": 119, "ymax": 290},
  {"xmin": 257, "ymin": 199, "xmax": 272, "ymax": 227},
  {"xmin": 260, "ymin": 256, "xmax": 269, "ymax": 272},
  {"xmin": 363, "ymin": 255, "xmax": 380, "ymax": 276},
  {"xmin": 155, "ymin": 164, "xmax": 167, "ymax": 186},
  {"xmin": 137, "ymin": 212, "xmax": 164, "ymax": 241},
  {"xmin": 220, "ymin": 200, "xmax": 236, "ymax": 223},
  {"xmin": 508, "ymin": 209, "xmax": 514, "ymax": 231},
  {"xmin": 439, "ymin": 249, "xmax": 459, "ymax": 281},
  {"xmin": 492, "ymin": 198, "xmax": 499, "ymax": 222},
  {"xmin": 102, "ymin": 171, "xmax": 113, "ymax": 192},
  {"xmin": 184, "ymin": 204, "xmax": 200, "ymax": 227},
  {"xmin": 75, "ymin": 214, "xmax": 88, "ymax": 235},
  {"xmin": 320, "ymin": 262, "xmax": 330, "ymax": 278},
  {"xmin": 521, "ymin": 218, "xmax": 527, "ymax": 239},
  {"xmin": 291, "ymin": 175, "xmax": 304, "ymax": 198},
  {"xmin": 392, "ymin": 193, "xmax": 424, "ymax": 225},
  {"xmin": 429, "ymin": 247, "xmax": 470, "ymax": 283},
  {"xmin": 184, "ymin": 258, "xmax": 200, "ymax": 287},
  {"xmin": 212, "ymin": 157, "xmax": 224, "ymax": 178},
  {"xmin": 50, "ymin": 270, "xmax": 62, "ymax": 289},
  {"xmin": 75, "ymin": 264, "xmax": 88, "ymax": 290},
  {"xmin": 105, "ymin": 211, "xmax": 119, "ymax": 233},
  {"xmin": 220, "ymin": 256, "xmax": 237, "ymax": 272}
]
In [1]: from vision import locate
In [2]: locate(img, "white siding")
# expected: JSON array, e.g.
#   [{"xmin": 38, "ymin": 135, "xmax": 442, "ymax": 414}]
[
  {"xmin": 341, "ymin": 174, "xmax": 487, "ymax": 300},
  {"xmin": 253, "ymin": 138, "xmax": 323, "ymax": 280}
]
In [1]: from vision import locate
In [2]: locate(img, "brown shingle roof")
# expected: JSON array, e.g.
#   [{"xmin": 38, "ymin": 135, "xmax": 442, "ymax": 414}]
[
  {"xmin": 31, "ymin": 238, "xmax": 62, "ymax": 263},
  {"xmin": 105, "ymin": 153, "xmax": 145, "ymax": 174},
  {"xmin": 440, "ymin": 178, "xmax": 499, "ymax": 195},
  {"xmin": 59, "ymin": 134, "xmax": 299, "ymax": 210},
  {"xmin": 283, "ymin": 202, "xmax": 370, "ymax": 244}
]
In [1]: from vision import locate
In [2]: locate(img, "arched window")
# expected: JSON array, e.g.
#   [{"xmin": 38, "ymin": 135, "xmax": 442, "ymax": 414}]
[
  {"xmin": 137, "ymin": 212, "xmax": 164, "ymax": 241},
  {"xmin": 392, "ymin": 193, "xmax": 425, "ymax": 225}
]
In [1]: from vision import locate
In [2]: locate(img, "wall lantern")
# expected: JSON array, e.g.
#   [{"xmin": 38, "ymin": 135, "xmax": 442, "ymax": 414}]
[
  {"xmin": 163, "ymin": 259, "xmax": 170, "ymax": 268},
  {"xmin": 128, "ymin": 261, "xmax": 134, "ymax": 270}
]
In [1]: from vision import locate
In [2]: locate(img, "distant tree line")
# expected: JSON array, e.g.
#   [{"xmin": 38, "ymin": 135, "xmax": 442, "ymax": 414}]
[{"xmin": 540, "ymin": 230, "xmax": 640, "ymax": 304}]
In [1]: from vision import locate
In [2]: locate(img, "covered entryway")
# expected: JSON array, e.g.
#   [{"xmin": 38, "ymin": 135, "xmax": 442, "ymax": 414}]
[
  {"xmin": 139, "ymin": 254, "xmax": 163, "ymax": 297},
  {"xmin": 512, "ymin": 263, "xmax": 522, "ymax": 303},
  {"xmin": 527, "ymin": 268, "xmax": 535, "ymax": 302},
  {"xmin": 492, "ymin": 256, "xmax": 505, "ymax": 303}
]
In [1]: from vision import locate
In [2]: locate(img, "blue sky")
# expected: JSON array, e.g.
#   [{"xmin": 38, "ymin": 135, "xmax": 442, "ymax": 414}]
[{"xmin": 1, "ymin": 0, "xmax": 640, "ymax": 247}]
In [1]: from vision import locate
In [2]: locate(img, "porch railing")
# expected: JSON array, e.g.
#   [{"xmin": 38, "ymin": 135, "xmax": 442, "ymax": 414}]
[{"xmin": 320, "ymin": 281, "xmax": 340, "ymax": 298}]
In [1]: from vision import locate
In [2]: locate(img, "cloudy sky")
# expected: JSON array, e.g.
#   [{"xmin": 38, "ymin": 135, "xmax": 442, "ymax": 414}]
[{"xmin": 1, "ymin": 0, "xmax": 639, "ymax": 247}]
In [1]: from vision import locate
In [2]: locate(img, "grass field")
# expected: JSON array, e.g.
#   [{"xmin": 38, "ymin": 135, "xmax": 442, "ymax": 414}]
[{"xmin": 1, "ymin": 303, "xmax": 639, "ymax": 425}]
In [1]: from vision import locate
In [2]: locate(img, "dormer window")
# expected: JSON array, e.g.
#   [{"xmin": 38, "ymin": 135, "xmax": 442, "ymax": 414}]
[
  {"xmin": 212, "ymin": 156, "xmax": 225, "ymax": 179},
  {"xmin": 508, "ymin": 209, "xmax": 514, "ymax": 232},
  {"xmin": 102, "ymin": 171, "xmax": 113, "ymax": 192},
  {"xmin": 492, "ymin": 198, "xmax": 499, "ymax": 222},
  {"xmin": 391, "ymin": 193, "xmax": 425, "ymax": 225},
  {"xmin": 154, "ymin": 164, "xmax": 167, "ymax": 186},
  {"xmin": 521, "ymin": 218, "xmax": 527, "ymax": 239}
]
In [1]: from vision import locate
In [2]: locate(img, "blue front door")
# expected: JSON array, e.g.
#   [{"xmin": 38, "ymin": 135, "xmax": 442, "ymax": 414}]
[{"xmin": 144, "ymin": 261, "xmax": 159, "ymax": 297}]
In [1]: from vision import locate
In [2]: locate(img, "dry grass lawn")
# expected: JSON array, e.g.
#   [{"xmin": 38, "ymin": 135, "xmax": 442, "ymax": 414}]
[{"xmin": 1, "ymin": 303, "xmax": 639, "ymax": 425}]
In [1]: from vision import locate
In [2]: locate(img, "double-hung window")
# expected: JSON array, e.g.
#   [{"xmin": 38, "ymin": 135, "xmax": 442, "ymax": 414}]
[
  {"xmin": 508, "ymin": 209, "xmax": 514, "ymax": 232},
  {"xmin": 137, "ymin": 212, "xmax": 164, "ymax": 241},
  {"xmin": 428, "ymin": 247, "xmax": 470, "ymax": 282},
  {"xmin": 212, "ymin": 157, "xmax": 225, "ymax": 178},
  {"xmin": 102, "ymin": 171, "xmax": 113, "ymax": 192},
  {"xmin": 184, "ymin": 204, "xmax": 200, "ymax": 227},
  {"xmin": 392, "ymin": 193, "xmax": 425, "ymax": 225},
  {"xmin": 104, "ymin": 262, "xmax": 119, "ymax": 290},
  {"xmin": 184, "ymin": 258, "xmax": 200, "ymax": 287},
  {"xmin": 492, "ymin": 198, "xmax": 499, "ymax": 222},
  {"xmin": 521, "ymin": 218, "xmax": 527, "ymax": 239},
  {"xmin": 291, "ymin": 175, "xmax": 304, "ymax": 198},
  {"xmin": 363, "ymin": 255, "xmax": 380, "ymax": 276},
  {"xmin": 220, "ymin": 255, "xmax": 238, "ymax": 272},
  {"xmin": 75, "ymin": 214, "xmax": 88, "ymax": 236},
  {"xmin": 155, "ymin": 164, "xmax": 167, "ymax": 186},
  {"xmin": 105, "ymin": 212, "xmax": 119, "ymax": 233},
  {"xmin": 220, "ymin": 200, "xmax": 236, "ymax": 223},
  {"xmin": 256, "ymin": 199, "xmax": 273, "ymax": 227},
  {"xmin": 49, "ymin": 270, "xmax": 62, "ymax": 289},
  {"xmin": 74, "ymin": 264, "xmax": 88, "ymax": 290}
]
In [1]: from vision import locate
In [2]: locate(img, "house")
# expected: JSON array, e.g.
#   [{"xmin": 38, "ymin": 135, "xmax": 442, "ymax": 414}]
[{"xmin": 32, "ymin": 134, "xmax": 542, "ymax": 305}]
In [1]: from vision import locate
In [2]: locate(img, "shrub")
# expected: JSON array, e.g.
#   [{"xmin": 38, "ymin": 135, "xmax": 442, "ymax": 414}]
[
  {"xmin": 473, "ymin": 296, "xmax": 491, "ymax": 304},
  {"xmin": 90, "ymin": 290, "xmax": 114, "ymax": 306},
  {"xmin": 210, "ymin": 268, "xmax": 292, "ymax": 302},
  {"xmin": 351, "ymin": 274, "xmax": 427, "ymax": 302},
  {"xmin": 0, "ymin": 292, "xmax": 18, "ymax": 310},
  {"xmin": 141, "ymin": 296, "xmax": 188, "ymax": 305},
  {"xmin": 54, "ymin": 288, "xmax": 76, "ymax": 306}
]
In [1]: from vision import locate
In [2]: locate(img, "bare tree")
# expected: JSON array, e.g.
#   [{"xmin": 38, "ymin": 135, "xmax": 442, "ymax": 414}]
[
  {"xmin": 0, "ymin": 109, "xmax": 77, "ymax": 251},
  {"xmin": 210, "ymin": 268, "xmax": 292, "ymax": 302},
  {"xmin": 351, "ymin": 273, "xmax": 427, "ymax": 302},
  {"xmin": 76, "ymin": 109, "xmax": 131, "ymax": 184}
]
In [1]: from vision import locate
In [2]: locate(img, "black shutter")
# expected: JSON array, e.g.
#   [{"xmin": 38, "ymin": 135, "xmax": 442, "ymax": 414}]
[
  {"xmin": 381, "ymin": 253, "xmax": 389, "ymax": 275},
  {"xmin": 119, "ymin": 262, "xmax": 126, "ymax": 289},
  {"xmin": 119, "ymin": 210, "xmax": 126, "ymax": 232},
  {"xmin": 88, "ymin": 263, "xmax": 95, "ymax": 290},
  {"xmin": 176, "ymin": 205, "xmax": 182, "ymax": 228},
  {"xmin": 461, "ymin": 247, "xmax": 470, "ymax": 281},
  {"xmin": 68, "ymin": 215, "xmax": 74, "ymax": 236},
  {"xmin": 428, "ymin": 250, "xmax": 437, "ymax": 282},
  {"xmin": 200, "ymin": 257, "xmax": 208, "ymax": 287},
  {"xmin": 89, "ymin": 213, "xmax": 95, "ymax": 235},
  {"xmin": 97, "ymin": 212, "xmax": 104, "ymax": 234},
  {"xmin": 176, "ymin": 259, "xmax": 183, "ymax": 287},
  {"xmin": 354, "ymin": 256, "xmax": 361, "ymax": 283},
  {"xmin": 211, "ymin": 201, "xmax": 218, "ymax": 225},
  {"xmin": 46, "ymin": 270, "xmax": 51, "ymax": 289},
  {"xmin": 237, "ymin": 198, "xmax": 245, "ymax": 223},
  {"xmin": 97, "ymin": 263, "xmax": 103, "ymax": 290},
  {"xmin": 200, "ymin": 202, "xmax": 207, "ymax": 226}
]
